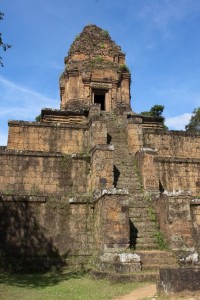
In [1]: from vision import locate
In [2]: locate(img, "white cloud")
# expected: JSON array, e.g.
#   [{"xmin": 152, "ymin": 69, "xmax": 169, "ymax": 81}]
[
  {"xmin": 137, "ymin": 0, "xmax": 200, "ymax": 29},
  {"xmin": 0, "ymin": 75, "xmax": 59, "ymax": 120},
  {"xmin": 0, "ymin": 75, "xmax": 59, "ymax": 146},
  {"xmin": 0, "ymin": 130, "xmax": 8, "ymax": 146},
  {"xmin": 0, "ymin": 75, "xmax": 58, "ymax": 105},
  {"xmin": 47, "ymin": 61, "xmax": 63, "ymax": 70},
  {"xmin": 166, "ymin": 113, "xmax": 192, "ymax": 130}
]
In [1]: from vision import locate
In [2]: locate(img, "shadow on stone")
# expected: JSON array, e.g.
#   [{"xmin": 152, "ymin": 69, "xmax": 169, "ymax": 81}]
[
  {"xmin": 107, "ymin": 133, "xmax": 112, "ymax": 144},
  {"xmin": 113, "ymin": 165, "xmax": 120, "ymax": 188},
  {"xmin": 129, "ymin": 220, "xmax": 138, "ymax": 250},
  {"xmin": 0, "ymin": 199, "xmax": 66, "ymax": 273}
]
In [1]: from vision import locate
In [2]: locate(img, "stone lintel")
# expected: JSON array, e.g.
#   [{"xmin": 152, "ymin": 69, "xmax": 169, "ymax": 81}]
[{"xmin": 90, "ymin": 82, "xmax": 112, "ymax": 89}]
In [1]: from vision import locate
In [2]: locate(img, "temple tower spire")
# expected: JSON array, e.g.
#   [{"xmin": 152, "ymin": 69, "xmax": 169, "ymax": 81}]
[{"xmin": 59, "ymin": 24, "xmax": 131, "ymax": 112}]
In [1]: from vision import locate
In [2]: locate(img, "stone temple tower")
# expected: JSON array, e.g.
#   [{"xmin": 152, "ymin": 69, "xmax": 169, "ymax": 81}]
[
  {"xmin": 0, "ymin": 24, "xmax": 199, "ymax": 277},
  {"xmin": 59, "ymin": 24, "xmax": 131, "ymax": 112}
]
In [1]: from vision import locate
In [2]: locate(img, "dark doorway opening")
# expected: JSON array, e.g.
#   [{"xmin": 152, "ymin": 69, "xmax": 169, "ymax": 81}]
[{"xmin": 93, "ymin": 91, "xmax": 106, "ymax": 111}]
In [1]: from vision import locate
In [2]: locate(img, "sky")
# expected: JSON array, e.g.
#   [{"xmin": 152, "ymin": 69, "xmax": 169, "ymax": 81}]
[{"xmin": 1, "ymin": 0, "xmax": 200, "ymax": 145}]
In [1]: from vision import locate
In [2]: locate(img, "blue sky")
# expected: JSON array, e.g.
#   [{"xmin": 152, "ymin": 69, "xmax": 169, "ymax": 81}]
[{"xmin": 1, "ymin": 0, "xmax": 200, "ymax": 145}]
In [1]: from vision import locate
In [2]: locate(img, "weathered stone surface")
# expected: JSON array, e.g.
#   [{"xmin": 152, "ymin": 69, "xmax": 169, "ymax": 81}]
[
  {"xmin": 94, "ymin": 194, "xmax": 129, "ymax": 254},
  {"xmin": 60, "ymin": 25, "xmax": 130, "ymax": 111},
  {"xmin": 0, "ymin": 24, "xmax": 200, "ymax": 273},
  {"xmin": 158, "ymin": 268, "xmax": 200, "ymax": 294}
]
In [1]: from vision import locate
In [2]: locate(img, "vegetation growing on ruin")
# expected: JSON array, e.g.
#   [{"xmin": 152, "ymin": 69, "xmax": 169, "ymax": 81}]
[
  {"xmin": 146, "ymin": 194, "xmax": 168, "ymax": 250},
  {"xmin": 118, "ymin": 64, "xmax": 129, "ymax": 72},
  {"xmin": 60, "ymin": 154, "xmax": 72, "ymax": 171},
  {"xmin": 68, "ymin": 25, "xmax": 122, "ymax": 56},
  {"xmin": 140, "ymin": 105, "xmax": 168, "ymax": 130},
  {"xmin": 64, "ymin": 24, "xmax": 130, "ymax": 74}
]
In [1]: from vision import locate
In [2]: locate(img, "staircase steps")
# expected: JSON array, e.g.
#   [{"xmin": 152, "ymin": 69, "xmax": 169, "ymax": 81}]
[
  {"xmin": 102, "ymin": 112, "xmax": 162, "ymax": 251},
  {"xmin": 136, "ymin": 250, "xmax": 179, "ymax": 270}
]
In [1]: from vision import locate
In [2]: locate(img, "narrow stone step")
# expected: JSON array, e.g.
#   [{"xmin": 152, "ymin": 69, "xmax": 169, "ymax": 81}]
[
  {"xmin": 129, "ymin": 202, "xmax": 150, "ymax": 209},
  {"xmin": 129, "ymin": 208, "xmax": 149, "ymax": 216},
  {"xmin": 133, "ymin": 237, "xmax": 158, "ymax": 245},
  {"xmin": 136, "ymin": 250, "xmax": 179, "ymax": 270},
  {"xmin": 91, "ymin": 270, "xmax": 159, "ymax": 282},
  {"xmin": 130, "ymin": 221, "xmax": 156, "ymax": 229},
  {"xmin": 130, "ymin": 231, "xmax": 155, "ymax": 238},
  {"xmin": 135, "ymin": 244, "xmax": 160, "ymax": 250}
]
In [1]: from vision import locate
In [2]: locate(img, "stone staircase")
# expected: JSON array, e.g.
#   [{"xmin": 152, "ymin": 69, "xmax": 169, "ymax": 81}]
[
  {"xmin": 101, "ymin": 112, "xmax": 158, "ymax": 250},
  {"xmin": 98, "ymin": 112, "xmax": 179, "ymax": 281},
  {"xmin": 137, "ymin": 250, "xmax": 178, "ymax": 270}
]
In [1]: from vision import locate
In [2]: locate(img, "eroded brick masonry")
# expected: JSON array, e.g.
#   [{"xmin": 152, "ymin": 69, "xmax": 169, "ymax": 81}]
[{"xmin": 0, "ymin": 25, "xmax": 199, "ymax": 272}]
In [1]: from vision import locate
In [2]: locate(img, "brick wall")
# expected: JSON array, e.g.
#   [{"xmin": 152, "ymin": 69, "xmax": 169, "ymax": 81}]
[
  {"xmin": 90, "ymin": 145, "xmax": 114, "ymax": 191},
  {"xmin": 0, "ymin": 149, "xmax": 89, "ymax": 195},
  {"xmin": 69, "ymin": 200, "xmax": 94, "ymax": 256},
  {"xmin": 7, "ymin": 121, "xmax": 88, "ymax": 154},
  {"xmin": 143, "ymin": 130, "xmax": 200, "ymax": 158},
  {"xmin": 154, "ymin": 195, "xmax": 195, "ymax": 251},
  {"xmin": 158, "ymin": 158, "xmax": 200, "ymax": 196},
  {"xmin": 89, "ymin": 120, "xmax": 107, "ymax": 148},
  {"xmin": 0, "ymin": 194, "xmax": 94, "ymax": 271},
  {"xmin": 94, "ymin": 194, "xmax": 129, "ymax": 254}
]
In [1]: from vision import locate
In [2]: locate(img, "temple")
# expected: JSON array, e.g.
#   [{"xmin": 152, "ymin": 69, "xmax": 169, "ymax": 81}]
[{"xmin": 0, "ymin": 25, "xmax": 199, "ymax": 276}]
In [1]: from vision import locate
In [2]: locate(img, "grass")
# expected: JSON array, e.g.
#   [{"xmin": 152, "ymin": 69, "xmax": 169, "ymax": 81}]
[{"xmin": 0, "ymin": 270, "xmax": 147, "ymax": 300}]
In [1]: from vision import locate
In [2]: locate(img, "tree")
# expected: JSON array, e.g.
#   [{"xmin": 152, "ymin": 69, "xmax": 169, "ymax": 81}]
[
  {"xmin": 140, "ymin": 104, "xmax": 168, "ymax": 130},
  {"xmin": 0, "ymin": 12, "xmax": 11, "ymax": 67},
  {"xmin": 140, "ymin": 105, "xmax": 165, "ymax": 117},
  {"xmin": 35, "ymin": 114, "xmax": 42, "ymax": 122},
  {"xmin": 185, "ymin": 107, "xmax": 200, "ymax": 132}
]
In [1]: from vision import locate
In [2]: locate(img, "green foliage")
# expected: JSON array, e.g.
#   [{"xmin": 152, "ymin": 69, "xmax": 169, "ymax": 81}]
[
  {"xmin": 100, "ymin": 43, "xmax": 105, "ymax": 48},
  {"xmin": 141, "ymin": 105, "xmax": 164, "ymax": 117},
  {"xmin": 185, "ymin": 107, "xmax": 200, "ymax": 132},
  {"xmin": 0, "ymin": 12, "xmax": 11, "ymax": 67},
  {"xmin": 102, "ymin": 30, "xmax": 109, "ymax": 37},
  {"xmin": 90, "ymin": 55, "xmax": 103, "ymax": 68},
  {"xmin": 60, "ymin": 154, "xmax": 72, "ymax": 171},
  {"xmin": 119, "ymin": 64, "xmax": 129, "ymax": 72},
  {"xmin": 154, "ymin": 230, "xmax": 168, "ymax": 250},
  {"xmin": 146, "ymin": 194, "xmax": 167, "ymax": 250},
  {"xmin": 95, "ymin": 55, "xmax": 103, "ymax": 63},
  {"xmin": 35, "ymin": 114, "xmax": 42, "ymax": 122},
  {"xmin": 140, "ymin": 105, "xmax": 168, "ymax": 130}
]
